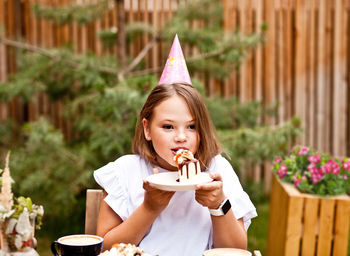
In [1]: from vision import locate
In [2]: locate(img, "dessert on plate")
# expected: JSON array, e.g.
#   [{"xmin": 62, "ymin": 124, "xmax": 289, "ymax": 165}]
[
  {"xmin": 99, "ymin": 243, "xmax": 153, "ymax": 256},
  {"xmin": 174, "ymin": 149, "xmax": 201, "ymax": 183}
]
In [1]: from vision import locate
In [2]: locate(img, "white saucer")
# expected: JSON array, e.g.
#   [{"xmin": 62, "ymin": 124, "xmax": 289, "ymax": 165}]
[
  {"xmin": 145, "ymin": 172, "xmax": 212, "ymax": 191},
  {"xmin": 203, "ymin": 248, "xmax": 252, "ymax": 256}
]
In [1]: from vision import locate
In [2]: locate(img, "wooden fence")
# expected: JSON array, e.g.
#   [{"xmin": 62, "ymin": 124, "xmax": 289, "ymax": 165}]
[{"xmin": 0, "ymin": 0, "xmax": 350, "ymax": 189}]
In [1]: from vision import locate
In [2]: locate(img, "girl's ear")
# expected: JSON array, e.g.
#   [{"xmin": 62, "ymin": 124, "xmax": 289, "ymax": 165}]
[{"xmin": 142, "ymin": 118, "xmax": 151, "ymax": 141}]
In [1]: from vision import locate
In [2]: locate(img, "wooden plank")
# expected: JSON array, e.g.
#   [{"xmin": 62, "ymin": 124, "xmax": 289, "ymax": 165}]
[
  {"xmin": 23, "ymin": 0, "xmax": 31, "ymax": 44},
  {"xmin": 208, "ymin": 78, "xmax": 216, "ymax": 96},
  {"xmin": 112, "ymin": 0, "xmax": 118, "ymax": 56},
  {"xmin": 223, "ymin": 0, "xmax": 237, "ymax": 96},
  {"xmin": 128, "ymin": 0, "xmax": 135, "ymax": 57},
  {"xmin": 142, "ymin": 0, "xmax": 150, "ymax": 68},
  {"xmin": 301, "ymin": 197, "xmax": 319, "ymax": 256},
  {"xmin": 47, "ymin": 0, "xmax": 54, "ymax": 47},
  {"xmin": 317, "ymin": 198, "xmax": 335, "ymax": 256},
  {"xmin": 103, "ymin": 0, "xmax": 110, "ymax": 55},
  {"xmin": 306, "ymin": 0, "xmax": 316, "ymax": 147},
  {"xmin": 159, "ymin": 0, "xmax": 166, "ymax": 64},
  {"xmin": 276, "ymin": 2, "xmax": 284, "ymax": 123},
  {"xmin": 135, "ymin": 0, "xmax": 142, "ymax": 56},
  {"xmin": 282, "ymin": 0, "xmax": 293, "ymax": 121},
  {"xmin": 253, "ymin": 0, "xmax": 263, "ymax": 103},
  {"xmin": 7, "ymin": 0, "xmax": 16, "ymax": 58},
  {"xmin": 333, "ymin": 199, "xmax": 350, "ymax": 256},
  {"xmin": 62, "ymin": 0, "xmax": 70, "ymax": 45},
  {"xmin": 316, "ymin": 0, "xmax": 327, "ymax": 152},
  {"xmin": 0, "ymin": 0, "xmax": 7, "ymax": 120},
  {"xmin": 252, "ymin": 0, "xmax": 263, "ymax": 183},
  {"xmin": 295, "ymin": 0, "xmax": 307, "ymax": 145},
  {"xmin": 0, "ymin": 0, "xmax": 7, "ymax": 82},
  {"xmin": 81, "ymin": 0, "xmax": 88, "ymax": 53},
  {"xmin": 267, "ymin": 177, "xmax": 289, "ymax": 256},
  {"xmin": 238, "ymin": 0, "xmax": 252, "ymax": 102},
  {"xmin": 151, "ymin": 0, "xmax": 158, "ymax": 68},
  {"xmin": 263, "ymin": 0, "xmax": 276, "ymax": 125},
  {"xmin": 85, "ymin": 189, "xmax": 103, "ymax": 235},
  {"xmin": 333, "ymin": 0, "xmax": 347, "ymax": 156},
  {"xmin": 31, "ymin": 0, "xmax": 39, "ymax": 46},
  {"xmin": 95, "ymin": 17, "xmax": 102, "ymax": 56},
  {"xmin": 245, "ymin": 0, "xmax": 253, "ymax": 100},
  {"xmin": 284, "ymin": 195, "xmax": 304, "ymax": 256},
  {"xmin": 263, "ymin": 162, "xmax": 273, "ymax": 194},
  {"xmin": 323, "ymin": 0, "xmax": 332, "ymax": 153}
]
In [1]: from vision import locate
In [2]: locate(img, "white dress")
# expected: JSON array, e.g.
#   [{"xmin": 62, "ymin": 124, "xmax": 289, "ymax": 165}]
[{"xmin": 94, "ymin": 154, "xmax": 257, "ymax": 256}]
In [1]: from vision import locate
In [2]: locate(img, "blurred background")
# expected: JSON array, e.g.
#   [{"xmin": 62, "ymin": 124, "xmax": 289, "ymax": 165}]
[{"xmin": 0, "ymin": 0, "xmax": 349, "ymax": 255}]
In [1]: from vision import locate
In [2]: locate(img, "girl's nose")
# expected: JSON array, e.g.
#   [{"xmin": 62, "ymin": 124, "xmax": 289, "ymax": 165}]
[{"xmin": 175, "ymin": 130, "xmax": 186, "ymax": 142}]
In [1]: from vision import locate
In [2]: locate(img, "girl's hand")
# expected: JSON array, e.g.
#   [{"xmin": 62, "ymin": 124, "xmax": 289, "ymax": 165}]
[
  {"xmin": 195, "ymin": 173, "xmax": 226, "ymax": 209},
  {"xmin": 142, "ymin": 168, "xmax": 175, "ymax": 214}
]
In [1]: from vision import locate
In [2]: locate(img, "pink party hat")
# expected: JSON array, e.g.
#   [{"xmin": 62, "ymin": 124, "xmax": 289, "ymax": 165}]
[{"xmin": 158, "ymin": 34, "xmax": 192, "ymax": 86}]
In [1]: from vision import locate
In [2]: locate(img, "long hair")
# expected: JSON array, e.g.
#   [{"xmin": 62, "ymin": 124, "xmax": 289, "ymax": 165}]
[{"xmin": 132, "ymin": 83, "xmax": 221, "ymax": 169}]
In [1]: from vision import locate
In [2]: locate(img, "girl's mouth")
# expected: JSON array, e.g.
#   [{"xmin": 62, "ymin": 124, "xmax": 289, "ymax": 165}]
[{"xmin": 171, "ymin": 147, "xmax": 188, "ymax": 155}]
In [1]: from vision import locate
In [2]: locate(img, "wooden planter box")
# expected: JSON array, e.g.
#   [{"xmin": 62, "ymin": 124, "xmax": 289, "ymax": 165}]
[{"xmin": 267, "ymin": 176, "xmax": 350, "ymax": 256}]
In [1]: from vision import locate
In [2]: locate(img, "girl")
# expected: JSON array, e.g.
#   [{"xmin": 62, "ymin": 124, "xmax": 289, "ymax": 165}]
[{"xmin": 94, "ymin": 83, "xmax": 257, "ymax": 256}]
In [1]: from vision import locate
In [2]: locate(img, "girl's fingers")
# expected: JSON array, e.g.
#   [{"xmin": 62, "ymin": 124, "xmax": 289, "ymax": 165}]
[
  {"xmin": 209, "ymin": 172, "xmax": 222, "ymax": 181},
  {"xmin": 196, "ymin": 173, "xmax": 222, "ymax": 190},
  {"xmin": 143, "ymin": 179, "xmax": 157, "ymax": 191}
]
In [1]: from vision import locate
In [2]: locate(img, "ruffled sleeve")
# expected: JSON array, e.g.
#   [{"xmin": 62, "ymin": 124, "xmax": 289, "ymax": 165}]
[
  {"xmin": 210, "ymin": 155, "xmax": 258, "ymax": 230},
  {"xmin": 93, "ymin": 157, "xmax": 129, "ymax": 221}
]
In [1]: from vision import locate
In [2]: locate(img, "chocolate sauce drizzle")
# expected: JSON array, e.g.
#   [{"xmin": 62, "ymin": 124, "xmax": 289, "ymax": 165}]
[{"xmin": 177, "ymin": 159, "xmax": 199, "ymax": 182}]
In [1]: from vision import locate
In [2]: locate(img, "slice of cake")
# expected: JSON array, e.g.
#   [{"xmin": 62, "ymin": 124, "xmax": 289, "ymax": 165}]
[{"xmin": 174, "ymin": 149, "xmax": 201, "ymax": 183}]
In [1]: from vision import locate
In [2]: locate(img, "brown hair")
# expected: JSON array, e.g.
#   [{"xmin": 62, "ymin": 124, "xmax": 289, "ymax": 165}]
[{"xmin": 132, "ymin": 83, "xmax": 221, "ymax": 169}]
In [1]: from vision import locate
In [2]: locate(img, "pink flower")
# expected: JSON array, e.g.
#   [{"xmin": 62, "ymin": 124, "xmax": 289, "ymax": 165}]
[
  {"xmin": 321, "ymin": 160, "xmax": 340, "ymax": 175},
  {"xmin": 297, "ymin": 146, "xmax": 309, "ymax": 156},
  {"xmin": 308, "ymin": 163, "xmax": 322, "ymax": 176},
  {"xmin": 344, "ymin": 175, "xmax": 348, "ymax": 180},
  {"xmin": 342, "ymin": 160, "xmax": 350, "ymax": 171},
  {"xmin": 311, "ymin": 173, "xmax": 323, "ymax": 184},
  {"xmin": 308, "ymin": 153, "xmax": 321, "ymax": 164},
  {"xmin": 293, "ymin": 175, "xmax": 303, "ymax": 187},
  {"xmin": 329, "ymin": 160, "xmax": 340, "ymax": 175},
  {"xmin": 277, "ymin": 164, "xmax": 287, "ymax": 178},
  {"xmin": 273, "ymin": 156, "xmax": 282, "ymax": 164},
  {"xmin": 333, "ymin": 167, "xmax": 340, "ymax": 175},
  {"xmin": 321, "ymin": 162, "xmax": 332, "ymax": 174}
]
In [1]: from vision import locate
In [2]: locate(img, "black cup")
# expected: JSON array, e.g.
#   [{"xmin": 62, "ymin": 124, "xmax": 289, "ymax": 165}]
[{"xmin": 51, "ymin": 234, "xmax": 103, "ymax": 256}]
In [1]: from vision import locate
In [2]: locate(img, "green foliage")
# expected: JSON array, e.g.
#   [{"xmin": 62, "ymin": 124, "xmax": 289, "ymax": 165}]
[
  {"xmin": 217, "ymin": 118, "xmax": 302, "ymax": 174},
  {"xmin": 98, "ymin": 22, "xmax": 158, "ymax": 48},
  {"xmin": 0, "ymin": 120, "xmax": 14, "ymax": 148},
  {"xmin": 32, "ymin": 0, "xmax": 110, "ymax": 25},
  {"xmin": 205, "ymin": 95, "xmax": 302, "ymax": 174}
]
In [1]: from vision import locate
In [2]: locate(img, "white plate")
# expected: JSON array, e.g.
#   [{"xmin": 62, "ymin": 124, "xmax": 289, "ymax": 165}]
[
  {"xmin": 145, "ymin": 172, "xmax": 212, "ymax": 191},
  {"xmin": 203, "ymin": 248, "xmax": 252, "ymax": 256}
]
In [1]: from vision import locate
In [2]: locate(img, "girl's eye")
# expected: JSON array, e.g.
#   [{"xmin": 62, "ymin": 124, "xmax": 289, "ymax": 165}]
[
  {"xmin": 163, "ymin": 125, "xmax": 173, "ymax": 129},
  {"xmin": 188, "ymin": 124, "xmax": 196, "ymax": 130}
]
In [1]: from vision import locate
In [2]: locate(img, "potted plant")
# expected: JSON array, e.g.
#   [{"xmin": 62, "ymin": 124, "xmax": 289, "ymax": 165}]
[
  {"xmin": 267, "ymin": 145, "xmax": 350, "ymax": 256},
  {"xmin": 0, "ymin": 153, "xmax": 44, "ymax": 256},
  {"xmin": 273, "ymin": 145, "xmax": 350, "ymax": 195}
]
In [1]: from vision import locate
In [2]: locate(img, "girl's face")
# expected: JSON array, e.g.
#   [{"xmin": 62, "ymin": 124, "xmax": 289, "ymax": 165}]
[{"xmin": 143, "ymin": 95, "xmax": 199, "ymax": 171}]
